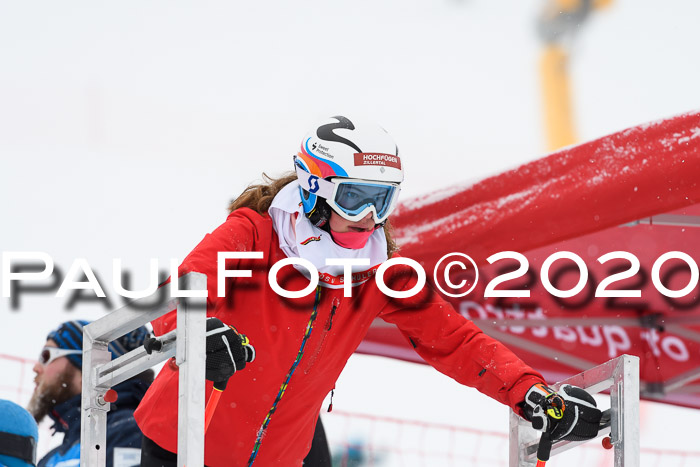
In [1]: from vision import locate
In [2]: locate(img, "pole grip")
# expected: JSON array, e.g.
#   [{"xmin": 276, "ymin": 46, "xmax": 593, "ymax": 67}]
[{"xmin": 537, "ymin": 432, "xmax": 553, "ymax": 464}]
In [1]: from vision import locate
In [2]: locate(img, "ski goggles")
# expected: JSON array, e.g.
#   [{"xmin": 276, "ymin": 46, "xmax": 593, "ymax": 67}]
[
  {"xmin": 39, "ymin": 346, "xmax": 82, "ymax": 367},
  {"xmin": 295, "ymin": 165, "xmax": 401, "ymax": 224}
]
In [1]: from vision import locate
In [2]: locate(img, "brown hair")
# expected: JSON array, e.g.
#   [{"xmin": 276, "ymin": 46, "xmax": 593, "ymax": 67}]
[{"xmin": 228, "ymin": 172, "xmax": 399, "ymax": 256}]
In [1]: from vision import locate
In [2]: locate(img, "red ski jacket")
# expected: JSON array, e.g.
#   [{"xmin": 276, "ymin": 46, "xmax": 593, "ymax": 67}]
[{"xmin": 134, "ymin": 208, "xmax": 544, "ymax": 466}]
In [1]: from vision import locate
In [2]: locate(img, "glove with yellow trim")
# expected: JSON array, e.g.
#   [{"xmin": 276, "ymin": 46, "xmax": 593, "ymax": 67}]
[
  {"xmin": 523, "ymin": 383, "xmax": 602, "ymax": 442},
  {"xmin": 205, "ymin": 318, "xmax": 255, "ymax": 390}
]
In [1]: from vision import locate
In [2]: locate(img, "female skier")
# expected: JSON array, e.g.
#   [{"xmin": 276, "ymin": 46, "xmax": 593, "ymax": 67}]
[{"xmin": 134, "ymin": 116, "xmax": 602, "ymax": 466}]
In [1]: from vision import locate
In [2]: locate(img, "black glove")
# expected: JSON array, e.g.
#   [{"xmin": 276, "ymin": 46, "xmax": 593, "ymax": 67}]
[
  {"xmin": 205, "ymin": 317, "xmax": 255, "ymax": 389},
  {"xmin": 524, "ymin": 383, "xmax": 602, "ymax": 442}
]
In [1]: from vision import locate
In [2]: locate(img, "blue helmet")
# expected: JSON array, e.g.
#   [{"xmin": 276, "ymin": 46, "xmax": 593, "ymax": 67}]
[{"xmin": 0, "ymin": 399, "xmax": 38, "ymax": 467}]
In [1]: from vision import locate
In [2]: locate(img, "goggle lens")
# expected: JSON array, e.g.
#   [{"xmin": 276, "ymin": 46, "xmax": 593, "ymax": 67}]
[{"xmin": 334, "ymin": 182, "xmax": 396, "ymax": 219}]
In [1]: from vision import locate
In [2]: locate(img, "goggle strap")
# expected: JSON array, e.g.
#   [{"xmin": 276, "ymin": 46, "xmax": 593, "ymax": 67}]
[
  {"xmin": 0, "ymin": 431, "xmax": 36, "ymax": 465},
  {"xmin": 295, "ymin": 165, "xmax": 335, "ymax": 199}
]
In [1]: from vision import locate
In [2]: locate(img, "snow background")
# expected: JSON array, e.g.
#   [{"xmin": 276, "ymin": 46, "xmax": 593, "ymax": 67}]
[{"xmin": 1, "ymin": 0, "xmax": 699, "ymax": 464}]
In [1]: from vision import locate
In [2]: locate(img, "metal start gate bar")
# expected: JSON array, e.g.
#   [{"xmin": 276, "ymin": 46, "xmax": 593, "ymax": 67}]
[
  {"xmin": 80, "ymin": 272, "xmax": 207, "ymax": 467},
  {"xmin": 81, "ymin": 271, "xmax": 639, "ymax": 467},
  {"xmin": 509, "ymin": 354, "xmax": 640, "ymax": 467}
]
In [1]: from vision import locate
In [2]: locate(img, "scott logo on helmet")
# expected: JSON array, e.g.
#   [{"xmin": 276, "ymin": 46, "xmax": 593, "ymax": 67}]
[{"xmin": 307, "ymin": 175, "xmax": 320, "ymax": 193}]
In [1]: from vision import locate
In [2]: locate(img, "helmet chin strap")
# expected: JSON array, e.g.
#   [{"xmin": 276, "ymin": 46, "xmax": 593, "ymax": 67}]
[{"xmin": 302, "ymin": 194, "xmax": 332, "ymax": 230}]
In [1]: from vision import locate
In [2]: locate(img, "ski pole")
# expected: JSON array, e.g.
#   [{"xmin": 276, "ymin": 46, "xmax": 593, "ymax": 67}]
[
  {"xmin": 535, "ymin": 407, "xmax": 611, "ymax": 466},
  {"xmin": 536, "ymin": 432, "xmax": 552, "ymax": 467},
  {"xmin": 202, "ymin": 324, "xmax": 256, "ymax": 440},
  {"xmin": 204, "ymin": 381, "xmax": 226, "ymax": 434}
]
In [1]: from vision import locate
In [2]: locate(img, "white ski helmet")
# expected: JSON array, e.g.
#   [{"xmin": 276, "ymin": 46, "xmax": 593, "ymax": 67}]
[{"xmin": 294, "ymin": 115, "xmax": 404, "ymax": 227}]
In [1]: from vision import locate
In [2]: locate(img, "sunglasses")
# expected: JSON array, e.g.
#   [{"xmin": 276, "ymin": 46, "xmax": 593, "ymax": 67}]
[{"xmin": 39, "ymin": 347, "xmax": 82, "ymax": 367}]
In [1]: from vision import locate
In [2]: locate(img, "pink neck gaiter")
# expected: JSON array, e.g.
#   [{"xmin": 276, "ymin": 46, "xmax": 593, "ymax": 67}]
[{"xmin": 331, "ymin": 229, "xmax": 374, "ymax": 249}]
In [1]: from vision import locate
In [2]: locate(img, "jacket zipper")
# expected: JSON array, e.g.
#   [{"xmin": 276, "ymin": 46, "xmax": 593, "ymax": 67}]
[
  {"xmin": 327, "ymin": 297, "xmax": 339, "ymax": 331},
  {"xmin": 323, "ymin": 298, "xmax": 340, "ymax": 411},
  {"xmin": 327, "ymin": 387, "xmax": 335, "ymax": 412},
  {"xmin": 304, "ymin": 296, "xmax": 340, "ymax": 374},
  {"xmin": 247, "ymin": 286, "xmax": 322, "ymax": 466}
]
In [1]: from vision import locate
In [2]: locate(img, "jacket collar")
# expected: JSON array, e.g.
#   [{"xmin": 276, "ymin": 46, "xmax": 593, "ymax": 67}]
[{"xmin": 48, "ymin": 393, "xmax": 81, "ymax": 440}]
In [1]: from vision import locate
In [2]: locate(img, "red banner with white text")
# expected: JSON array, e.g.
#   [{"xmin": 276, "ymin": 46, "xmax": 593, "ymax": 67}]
[{"xmin": 359, "ymin": 111, "xmax": 700, "ymax": 409}]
